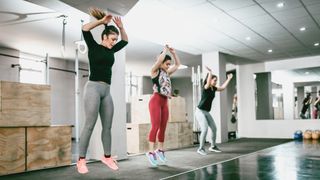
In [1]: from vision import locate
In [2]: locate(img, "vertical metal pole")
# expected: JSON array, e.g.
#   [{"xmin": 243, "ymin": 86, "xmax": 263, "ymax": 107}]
[
  {"xmin": 192, "ymin": 67, "xmax": 196, "ymax": 131},
  {"xmin": 130, "ymin": 72, "xmax": 132, "ymax": 97},
  {"xmin": 75, "ymin": 49, "xmax": 80, "ymax": 142},
  {"xmin": 195, "ymin": 65, "xmax": 202, "ymax": 132},
  {"xmin": 45, "ymin": 53, "xmax": 49, "ymax": 84}
]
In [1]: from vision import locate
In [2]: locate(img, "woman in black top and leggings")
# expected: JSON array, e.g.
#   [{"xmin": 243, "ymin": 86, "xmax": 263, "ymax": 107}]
[
  {"xmin": 77, "ymin": 7, "xmax": 128, "ymax": 174},
  {"xmin": 195, "ymin": 66, "xmax": 233, "ymax": 155}
]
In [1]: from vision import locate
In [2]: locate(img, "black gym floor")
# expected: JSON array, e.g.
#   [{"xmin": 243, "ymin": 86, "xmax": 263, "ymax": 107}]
[{"xmin": 3, "ymin": 138, "xmax": 318, "ymax": 180}]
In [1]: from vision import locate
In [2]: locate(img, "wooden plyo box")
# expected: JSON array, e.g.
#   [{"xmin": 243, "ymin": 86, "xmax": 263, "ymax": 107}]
[
  {"xmin": 0, "ymin": 128, "xmax": 25, "ymax": 175},
  {"xmin": 27, "ymin": 126, "xmax": 72, "ymax": 171},
  {"xmin": 0, "ymin": 81, "xmax": 51, "ymax": 127},
  {"xmin": 130, "ymin": 95, "xmax": 187, "ymax": 124},
  {"xmin": 126, "ymin": 122, "xmax": 193, "ymax": 154},
  {"xmin": 168, "ymin": 96, "xmax": 187, "ymax": 123},
  {"xmin": 0, "ymin": 126, "xmax": 72, "ymax": 175}
]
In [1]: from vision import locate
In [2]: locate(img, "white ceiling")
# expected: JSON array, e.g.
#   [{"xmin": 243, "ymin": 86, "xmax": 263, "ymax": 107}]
[{"xmin": 0, "ymin": 0, "xmax": 320, "ymax": 73}]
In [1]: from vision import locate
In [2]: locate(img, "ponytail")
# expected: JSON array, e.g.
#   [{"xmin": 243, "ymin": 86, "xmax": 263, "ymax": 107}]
[
  {"xmin": 88, "ymin": 7, "xmax": 119, "ymax": 40},
  {"xmin": 89, "ymin": 7, "xmax": 106, "ymax": 20}
]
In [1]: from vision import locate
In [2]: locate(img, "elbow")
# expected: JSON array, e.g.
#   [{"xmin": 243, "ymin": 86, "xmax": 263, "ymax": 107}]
[{"xmin": 82, "ymin": 25, "xmax": 90, "ymax": 31}]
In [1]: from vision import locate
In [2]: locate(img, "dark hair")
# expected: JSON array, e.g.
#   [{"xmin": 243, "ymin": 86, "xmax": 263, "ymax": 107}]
[
  {"xmin": 306, "ymin": 93, "xmax": 311, "ymax": 97},
  {"xmin": 88, "ymin": 7, "xmax": 119, "ymax": 40},
  {"xmin": 203, "ymin": 73, "xmax": 217, "ymax": 86},
  {"xmin": 101, "ymin": 25, "xmax": 119, "ymax": 40},
  {"xmin": 162, "ymin": 54, "xmax": 172, "ymax": 63}
]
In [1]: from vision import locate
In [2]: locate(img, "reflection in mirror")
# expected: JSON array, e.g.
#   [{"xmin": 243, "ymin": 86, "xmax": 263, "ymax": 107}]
[
  {"xmin": 255, "ymin": 67, "xmax": 320, "ymax": 120},
  {"xmin": 254, "ymin": 72, "xmax": 284, "ymax": 120},
  {"xmin": 295, "ymin": 84, "xmax": 320, "ymax": 120}
]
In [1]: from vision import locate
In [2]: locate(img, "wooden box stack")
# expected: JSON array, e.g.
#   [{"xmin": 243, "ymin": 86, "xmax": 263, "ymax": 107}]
[
  {"xmin": 0, "ymin": 81, "xmax": 72, "ymax": 175},
  {"xmin": 0, "ymin": 128, "xmax": 25, "ymax": 175},
  {"xmin": 168, "ymin": 96, "xmax": 187, "ymax": 123},
  {"xmin": 0, "ymin": 81, "xmax": 51, "ymax": 127},
  {"xmin": 27, "ymin": 126, "xmax": 72, "ymax": 171},
  {"xmin": 127, "ymin": 122, "xmax": 193, "ymax": 154}
]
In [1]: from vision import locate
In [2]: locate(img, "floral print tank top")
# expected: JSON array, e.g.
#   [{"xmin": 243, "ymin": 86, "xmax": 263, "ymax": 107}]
[{"xmin": 152, "ymin": 69, "xmax": 172, "ymax": 97}]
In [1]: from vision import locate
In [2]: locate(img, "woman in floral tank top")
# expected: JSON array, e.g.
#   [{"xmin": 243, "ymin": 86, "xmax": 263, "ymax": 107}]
[{"xmin": 146, "ymin": 45, "xmax": 181, "ymax": 166}]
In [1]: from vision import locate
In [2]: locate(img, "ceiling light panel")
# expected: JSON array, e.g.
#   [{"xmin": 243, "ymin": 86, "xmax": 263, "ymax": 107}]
[
  {"xmin": 252, "ymin": 22, "xmax": 288, "ymax": 35},
  {"xmin": 271, "ymin": 8, "xmax": 309, "ymax": 21},
  {"xmin": 305, "ymin": 3, "xmax": 320, "ymax": 15},
  {"xmin": 208, "ymin": 0, "xmax": 255, "ymax": 11},
  {"xmin": 159, "ymin": 0, "xmax": 207, "ymax": 9},
  {"xmin": 257, "ymin": 0, "xmax": 301, "ymax": 13},
  {"xmin": 240, "ymin": 14, "xmax": 276, "ymax": 27},
  {"xmin": 275, "ymin": 16, "xmax": 315, "ymax": 31},
  {"xmin": 181, "ymin": 3, "xmax": 223, "ymax": 25},
  {"xmin": 228, "ymin": 5, "xmax": 267, "ymax": 20}
]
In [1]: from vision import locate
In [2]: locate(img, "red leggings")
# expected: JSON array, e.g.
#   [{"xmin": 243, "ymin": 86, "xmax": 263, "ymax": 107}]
[{"xmin": 148, "ymin": 93, "xmax": 169, "ymax": 143}]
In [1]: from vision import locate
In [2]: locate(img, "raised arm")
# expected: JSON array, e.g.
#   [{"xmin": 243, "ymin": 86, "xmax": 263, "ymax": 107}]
[
  {"xmin": 167, "ymin": 47, "xmax": 181, "ymax": 75},
  {"xmin": 216, "ymin": 73, "xmax": 233, "ymax": 91},
  {"xmin": 113, "ymin": 16, "xmax": 128, "ymax": 42},
  {"xmin": 315, "ymin": 97, "xmax": 320, "ymax": 106},
  {"xmin": 204, "ymin": 66, "xmax": 213, "ymax": 90},
  {"xmin": 151, "ymin": 45, "xmax": 168, "ymax": 77},
  {"xmin": 82, "ymin": 8, "xmax": 112, "ymax": 31}
]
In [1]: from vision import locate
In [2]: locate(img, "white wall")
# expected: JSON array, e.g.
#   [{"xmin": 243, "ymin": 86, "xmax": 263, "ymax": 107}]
[
  {"xmin": 0, "ymin": 47, "xmax": 20, "ymax": 82},
  {"xmin": 238, "ymin": 55, "xmax": 320, "ymax": 138},
  {"xmin": 49, "ymin": 58, "xmax": 88, "ymax": 139},
  {"xmin": 171, "ymin": 77, "xmax": 193, "ymax": 122}
]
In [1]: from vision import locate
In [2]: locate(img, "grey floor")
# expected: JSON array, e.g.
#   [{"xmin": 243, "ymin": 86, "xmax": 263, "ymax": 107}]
[
  {"xmin": 163, "ymin": 140, "xmax": 320, "ymax": 180},
  {"xmin": 0, "ymin": 138, "xmax": 291, "ymax": 180}
]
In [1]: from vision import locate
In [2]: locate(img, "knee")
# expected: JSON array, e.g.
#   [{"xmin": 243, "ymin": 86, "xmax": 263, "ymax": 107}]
[
  {"xmin": 150, "ymin": 126, "xmax": 159, "ymax": 134},
  {"xmin": 201, "ymin": 128, "xmax": 208, "ymax": 134}
]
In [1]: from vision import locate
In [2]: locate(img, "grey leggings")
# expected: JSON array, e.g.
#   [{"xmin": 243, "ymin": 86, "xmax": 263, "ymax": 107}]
[
  {"xmin": 195, "ymin": 108, "xmax": 217, "ymax": 150},
  {"xmin": 79, "ymin": 81, "xmax": 114, "ymax": 157}
]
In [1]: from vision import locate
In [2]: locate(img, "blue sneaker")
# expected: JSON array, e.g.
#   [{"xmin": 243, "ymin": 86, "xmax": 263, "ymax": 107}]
[
  {"xmin": 155, "ymin": 149, "xmax": 167, "ymax": 163},
  {"xmin": 146, "ymin": 152, "xmax": 158, "ymax": 166}
]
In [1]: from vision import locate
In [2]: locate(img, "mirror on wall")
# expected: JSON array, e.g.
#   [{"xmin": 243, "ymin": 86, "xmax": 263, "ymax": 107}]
[
  {"xmin": 255, "ymin": 67, "xmax": 320, "ymax": 120},
  {"xmin": 254, "ymin": 72, "xmax": 284, "ymax": 120},
  {"xmin": 294, "ymin": 83, "xmax": 320, "ymax": 120}
]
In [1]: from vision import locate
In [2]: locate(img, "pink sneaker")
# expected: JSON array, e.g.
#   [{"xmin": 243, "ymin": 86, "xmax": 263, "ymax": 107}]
[
  {"xmin": 101, "ymin": 156, "xmax": 119, "ymax": 171},
  {"xmin": 77, "ymin": 159, "xmax": 88, "ymax": 174}
]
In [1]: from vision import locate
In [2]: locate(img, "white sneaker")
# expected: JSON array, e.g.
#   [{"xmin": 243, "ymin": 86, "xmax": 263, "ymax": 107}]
[{"xmin": 197, "ymin": 148, "xmax": 207, "ymax": 156}]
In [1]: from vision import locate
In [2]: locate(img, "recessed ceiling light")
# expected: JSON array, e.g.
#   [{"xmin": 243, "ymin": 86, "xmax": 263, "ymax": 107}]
[
  {"xmin": 305, "ymin": 71, "xmax": 310, "ymax": 75},
  {"xmin": 245, "ymin": 36, "xmax": 251, "ymax": 41},
  {"xmin": 277, "ymin": 2, "xmax": 285, "ymax": 8},
  {"xmin": 299, "ymin": 27, "xmax": 306, "ymax": 31},
  {"xmin": 314, "ymin": 42, "xmax": 319, "ymax": 46},
  {"xmin": 268, "ymin": 49, "xmax": 273, "ymax": 53}
]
